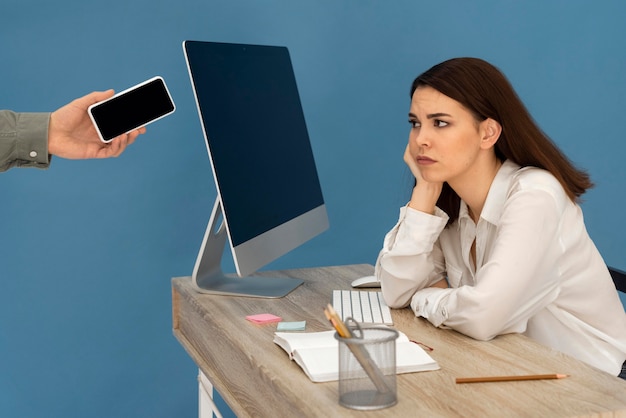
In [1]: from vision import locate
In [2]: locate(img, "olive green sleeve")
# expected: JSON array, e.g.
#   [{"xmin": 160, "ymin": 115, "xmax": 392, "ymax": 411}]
[{"xmin": 0, "ymin": 111, "xmax": 51, "ymax": 172}]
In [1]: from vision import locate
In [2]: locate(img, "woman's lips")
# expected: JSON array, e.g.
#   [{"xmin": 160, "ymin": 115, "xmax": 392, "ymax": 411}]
[{"xmin": 416, "ymin": 156, "xmax": 436, "ymax": 165}]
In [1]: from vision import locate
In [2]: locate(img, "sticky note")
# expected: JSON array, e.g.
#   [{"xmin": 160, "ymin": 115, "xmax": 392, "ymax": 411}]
[
  {"xmin": 277, "ymin": 321, "xmax": 306, "ymax": 331},
  {"xmin": 246, "ymin": 313, "xmax": 282, "ymax": 324}
]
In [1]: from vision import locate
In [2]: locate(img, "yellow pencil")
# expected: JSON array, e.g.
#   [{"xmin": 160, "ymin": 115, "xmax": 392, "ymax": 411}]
[
  {"xmin": 456, "ymin": 373, "xmax": 569, "ymax": 384},
  {"xmin": 324, "ymin": 305, "xmax": 351, "ymax": 338},
  {"xmin": 324, "ymin": 304, "xmax": 392, "ymax": 394}
]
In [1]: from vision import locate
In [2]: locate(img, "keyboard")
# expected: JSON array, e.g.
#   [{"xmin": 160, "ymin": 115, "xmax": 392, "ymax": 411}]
[{"xmin": 332, "ymin": 290, "xmax": 393, "ymax": 325}]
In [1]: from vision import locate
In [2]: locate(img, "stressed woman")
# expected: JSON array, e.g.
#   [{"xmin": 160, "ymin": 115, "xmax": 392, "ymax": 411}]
[{"xmin": 376, "ymin": 58, "xmax": 626, "ymax": 378}]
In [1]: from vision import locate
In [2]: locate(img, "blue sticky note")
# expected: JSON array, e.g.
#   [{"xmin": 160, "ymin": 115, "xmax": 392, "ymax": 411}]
[{"xmin": 277, "ymin": 321, "xmax": 306, "ymax": 331}]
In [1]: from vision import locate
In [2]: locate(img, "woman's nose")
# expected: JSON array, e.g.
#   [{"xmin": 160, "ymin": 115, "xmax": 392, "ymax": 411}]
[{"xmin": 412, "ymin": 128, "xmax": 430, "ymax": 147}]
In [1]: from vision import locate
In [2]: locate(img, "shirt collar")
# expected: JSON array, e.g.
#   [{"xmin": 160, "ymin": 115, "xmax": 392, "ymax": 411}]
[{"xmin": 459, "ymin": 160, "xmax": 521, "ymax": 226}]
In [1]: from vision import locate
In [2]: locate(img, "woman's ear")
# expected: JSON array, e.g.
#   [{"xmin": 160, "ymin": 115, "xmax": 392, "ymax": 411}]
[{"xmin": 481, "ymin": 118, "xmax": 502, "ymax": 149}]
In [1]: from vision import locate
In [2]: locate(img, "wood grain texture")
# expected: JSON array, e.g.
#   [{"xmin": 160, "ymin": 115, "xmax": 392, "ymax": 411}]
[{"xmin": 172, "ymin": 264, "xmax": 626, "ymax": 417}]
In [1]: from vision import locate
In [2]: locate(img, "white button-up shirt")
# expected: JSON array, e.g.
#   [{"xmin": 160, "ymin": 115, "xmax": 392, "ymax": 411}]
[{"xmin": 376, "ymin": 160, "xmax": 626, "ymax": 376}]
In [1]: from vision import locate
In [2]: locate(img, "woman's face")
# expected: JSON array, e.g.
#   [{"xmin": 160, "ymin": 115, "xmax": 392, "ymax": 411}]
[{"xmin": 408, "ymin": 86, "xmax": 491, "ymax": 186}]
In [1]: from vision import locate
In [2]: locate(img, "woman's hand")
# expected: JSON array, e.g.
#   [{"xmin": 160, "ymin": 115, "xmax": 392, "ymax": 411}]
[
  {"xmin": 404, "ymin": 142, "xmax": 425, "ymax": 183},
  {"xmin": 404, "ymin": 144, "xmax": 443, "ymax": 214},
  {"xmin": 430, "ymin": 278, "xmax": 449, "ymax": 289}
]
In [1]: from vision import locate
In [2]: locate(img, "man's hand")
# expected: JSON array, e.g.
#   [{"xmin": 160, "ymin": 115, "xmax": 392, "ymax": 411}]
[{"xmin": 48, "ymin": 90, "xmax": 146, "ymax": 160}]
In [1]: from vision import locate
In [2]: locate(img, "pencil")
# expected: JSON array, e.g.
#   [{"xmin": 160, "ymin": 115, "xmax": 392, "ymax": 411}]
[
  {"xmin": 323, "ymin": 305, "xmax": 351, "ymax": 338},
  {"xmin": 456, "ymin": 374, "xmax": 568, "ymax": 384},
  {"xmin": 324, "ymin": 304, "xmax": 392, "ymax": 394}
]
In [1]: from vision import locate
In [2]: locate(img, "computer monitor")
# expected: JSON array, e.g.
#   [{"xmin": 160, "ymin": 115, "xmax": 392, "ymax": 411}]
[{"xmin": 183, "ymin": 40, "xmax": 329, "ymax": 298}]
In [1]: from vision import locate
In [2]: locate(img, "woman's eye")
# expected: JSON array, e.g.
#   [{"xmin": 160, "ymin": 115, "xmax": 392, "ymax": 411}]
[
  {"xmin": 409, "ymin": 120, "xmax": 420, "ymax": 128},
  {"xmin": 434, "ymin": 119, "xmax": 449, "ymax": 128}
]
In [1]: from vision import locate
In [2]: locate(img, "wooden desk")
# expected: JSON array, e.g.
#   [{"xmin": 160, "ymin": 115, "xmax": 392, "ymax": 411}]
[{"xmin": 172, "ymin": 264, "xmax": 626, "ymax": 417}]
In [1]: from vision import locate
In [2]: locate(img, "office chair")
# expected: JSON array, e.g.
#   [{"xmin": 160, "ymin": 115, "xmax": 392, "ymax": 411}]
[{"xmin": 608, "ymin": 266, "xmax": 626, "ymax": 293}]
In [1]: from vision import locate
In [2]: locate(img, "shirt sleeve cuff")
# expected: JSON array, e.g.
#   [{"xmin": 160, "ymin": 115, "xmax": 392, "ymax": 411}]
[
  {"xmin": 392, "ymin": 205, "xmax": 448, "ymax": 253},
  {"xmin": 410, "ymin": 287, "xmax": 451, "ymax": 327},
  {"xmin": 17, "ymin": 113, "xmax": 51, "ymax": 167}
]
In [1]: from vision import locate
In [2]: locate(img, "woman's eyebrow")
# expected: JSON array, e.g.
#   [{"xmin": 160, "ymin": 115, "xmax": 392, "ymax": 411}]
[
  {"xmin": 426, "ymin": 112, "xmax": 452, "ymax": 119},
  {"xmin": 408, "ymin": 112, "xmax": 452, "ymax": 119}
]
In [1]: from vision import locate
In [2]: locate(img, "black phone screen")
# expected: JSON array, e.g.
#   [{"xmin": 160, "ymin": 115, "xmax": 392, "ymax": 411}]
[{"xmin": 89, "ymin": 77, "xmax": 175, "ymax": 141}]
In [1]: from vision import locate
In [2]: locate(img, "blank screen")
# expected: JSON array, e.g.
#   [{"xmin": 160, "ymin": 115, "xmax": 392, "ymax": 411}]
[
  {"xmin": 184, "ymin": 41, "xmax": 325, "ymax": 247},
  {"xmin": 90, "ymin": 77, "xmax": 174, "ymax": 140}
]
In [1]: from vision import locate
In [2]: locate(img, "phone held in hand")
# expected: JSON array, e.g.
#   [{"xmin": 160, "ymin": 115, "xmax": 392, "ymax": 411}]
[{"xmin": 88, "ymin": 76, "xmax": 176, "ymax": 143}]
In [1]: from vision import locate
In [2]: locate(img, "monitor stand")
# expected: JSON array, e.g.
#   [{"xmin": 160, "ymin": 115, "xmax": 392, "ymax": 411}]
[{"xmin": 192, "ymin": 198, "xmax": 303, "ymax": 298}]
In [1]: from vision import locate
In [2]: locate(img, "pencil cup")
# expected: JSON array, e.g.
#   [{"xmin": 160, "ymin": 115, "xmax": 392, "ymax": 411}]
[{"xmin": 335, "ymin": 325, "xmax": 399, "ymax": 410}]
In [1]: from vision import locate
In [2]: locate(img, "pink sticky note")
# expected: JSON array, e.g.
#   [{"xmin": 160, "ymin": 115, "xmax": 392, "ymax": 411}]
[{"xmin": 246, "ymin": 313, "xmax": 282, "ymax": 324}]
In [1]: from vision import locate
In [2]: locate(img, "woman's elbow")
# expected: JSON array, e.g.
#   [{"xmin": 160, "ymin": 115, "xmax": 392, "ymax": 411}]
[
  {"xmin": 463, "ymin": 327, "xmax": 498, "ymax": 341},
  {"xmin": 451, "ymin": 316, "xmax": 503, "ymax": 341},
  {"xmin": 380, "ymin": 283, "xmax": 413, "ymax": 309},
  {"xmin": 382, "ymin": 290, "xmax": 411, "ymax": 309}
]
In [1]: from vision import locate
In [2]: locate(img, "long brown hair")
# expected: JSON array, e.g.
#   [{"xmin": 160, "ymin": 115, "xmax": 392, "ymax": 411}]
[{"xmin": 411, "ymin": 57, "xmax": 593, "ymax": 225}]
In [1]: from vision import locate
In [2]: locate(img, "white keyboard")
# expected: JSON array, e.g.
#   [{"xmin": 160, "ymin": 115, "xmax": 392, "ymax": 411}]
[{"xmin": 332, "ymin": 290, "xmax": 393, "ymax": 325}]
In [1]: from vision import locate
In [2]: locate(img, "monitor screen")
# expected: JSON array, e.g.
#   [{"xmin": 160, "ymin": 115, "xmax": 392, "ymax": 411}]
[{"xmin": 183, "ymin": 40, "xmax": 329, "ymax": 297}]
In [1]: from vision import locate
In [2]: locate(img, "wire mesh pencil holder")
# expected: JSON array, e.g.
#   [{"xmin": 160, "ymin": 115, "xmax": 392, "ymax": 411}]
[{"xmin": 334, "ymin": 319, "xmax": 398, "ymax": 410}]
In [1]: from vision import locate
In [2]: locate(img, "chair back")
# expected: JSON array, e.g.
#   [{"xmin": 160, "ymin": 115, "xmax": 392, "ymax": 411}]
[{"xmin": 608, "ymin": 267, "xmax": 626, "ymax": 293}]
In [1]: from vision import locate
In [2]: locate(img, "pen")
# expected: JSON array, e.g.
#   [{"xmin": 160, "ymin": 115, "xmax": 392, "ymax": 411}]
[{"xmin": 455, "ymin": 373, "xmax": 569, "ymax": 384}]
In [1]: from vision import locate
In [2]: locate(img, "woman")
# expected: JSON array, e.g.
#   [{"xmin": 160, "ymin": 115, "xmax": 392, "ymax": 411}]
[{"xmin": 376, "ymin": 57, "xmax": 626, "ymax": 378}]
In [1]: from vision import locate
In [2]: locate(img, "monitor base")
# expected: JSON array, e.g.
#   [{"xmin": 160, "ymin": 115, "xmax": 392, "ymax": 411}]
[
  {"xmin": 193, "ymin": 272, "xmax": 303, "ymax": 298},
  {"xmin": 191, "ymin": 197, "xmax": 303, "ymax": 298}
]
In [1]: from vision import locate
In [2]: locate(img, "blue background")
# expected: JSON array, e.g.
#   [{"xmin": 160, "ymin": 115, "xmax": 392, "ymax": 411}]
[{"xmin": 2, "ymin": 1, "xmax": 625, "ymax": 417}]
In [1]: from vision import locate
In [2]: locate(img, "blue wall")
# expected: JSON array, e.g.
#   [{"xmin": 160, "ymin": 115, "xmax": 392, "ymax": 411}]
[{"xmin": 2, "ymin": 1, "xmax": 625, "ymax": 417}]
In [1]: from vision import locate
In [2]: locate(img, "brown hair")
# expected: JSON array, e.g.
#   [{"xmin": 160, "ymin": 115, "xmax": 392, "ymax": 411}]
[{"xmin": 411, "ymin": 57, "xmax": 593, "ymax": 224}]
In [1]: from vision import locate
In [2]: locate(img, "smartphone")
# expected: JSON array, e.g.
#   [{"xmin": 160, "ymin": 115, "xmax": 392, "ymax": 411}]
[{"xmin": 88, "ymin": 76, "xmax": 176, "ymax": 143}]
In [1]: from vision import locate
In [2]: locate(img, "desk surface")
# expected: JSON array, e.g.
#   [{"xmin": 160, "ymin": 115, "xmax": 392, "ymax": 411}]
[{"xmin": 172, "ymin": 264, "xmax": 626, "ymax": 417}]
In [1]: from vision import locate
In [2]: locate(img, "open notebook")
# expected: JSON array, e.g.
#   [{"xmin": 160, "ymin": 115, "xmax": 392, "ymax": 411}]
[{"xmin": 273, "ymin": 329, "xmax": 439, "ymax": 382}]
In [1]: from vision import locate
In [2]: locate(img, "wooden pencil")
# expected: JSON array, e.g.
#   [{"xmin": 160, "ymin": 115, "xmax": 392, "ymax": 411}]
[
  {"xmin": 323, "ymin": 304, "xmax": 392, "ymax": 394},
  {"xmin": 456, "ymin": 373, "xmax": 569, "ymax": 384}
]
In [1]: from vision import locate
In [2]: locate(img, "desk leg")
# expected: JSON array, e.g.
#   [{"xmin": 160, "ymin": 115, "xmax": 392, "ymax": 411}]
[{"xmin": 198, "ymin": 370, "xmax": 223, "ymax": 418}]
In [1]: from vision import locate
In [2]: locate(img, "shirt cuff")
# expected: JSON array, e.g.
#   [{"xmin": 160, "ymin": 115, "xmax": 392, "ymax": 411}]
[
  {"xmin": 17, "ymin": 113, "xmax": 51, "ymax": 168},
  {"xmin": 410, "ymin": 287, "xmax": 450, "ymax": 327},
  {"xmin": 392, "ymin": 205, "xmax": 448, "ymax": 253}
]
